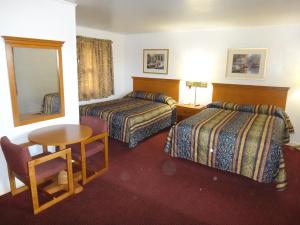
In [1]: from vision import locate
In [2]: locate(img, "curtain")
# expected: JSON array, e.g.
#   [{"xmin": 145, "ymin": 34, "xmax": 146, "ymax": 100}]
[{"xmin": 77, "ymin": 36, "xmax": 114, "ymax": 101}]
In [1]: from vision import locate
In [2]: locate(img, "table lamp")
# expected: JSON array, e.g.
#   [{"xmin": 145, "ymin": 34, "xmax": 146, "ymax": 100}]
[{"xmin": 186, "ymin": 81, "xmax": 208, "ymax": 106}]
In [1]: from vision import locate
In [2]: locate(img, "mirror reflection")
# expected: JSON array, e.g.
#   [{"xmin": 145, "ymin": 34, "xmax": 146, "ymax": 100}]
[{"xmin": 13, "ymin": 47, "xmax": 60, "ymax": 116}]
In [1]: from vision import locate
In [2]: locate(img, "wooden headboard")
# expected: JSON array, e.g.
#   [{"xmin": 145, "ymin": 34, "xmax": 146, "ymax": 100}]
[
  {"xmin": 132, "ymin": 76, "xmax": 180, "ymax": 101},
  {"xmin": 212, "ymin": 83, "xmax": 289, "ymax": 109}
]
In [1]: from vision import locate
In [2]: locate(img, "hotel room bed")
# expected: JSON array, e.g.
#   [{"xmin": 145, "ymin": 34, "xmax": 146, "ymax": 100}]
[
  {"xmin": 164, "ymin": 83, "xmax": 294, "ymax": 190},
  {"xmin": 42, "ymin": 93, "xmax": 60, "ymax": 114},
  {"xmin": 164, "ymin": 102, "xmax": 294, "ymax": 190},
  {"xmin": 80, "ymin": 91, "xmax": 177, "ymax": 148}
]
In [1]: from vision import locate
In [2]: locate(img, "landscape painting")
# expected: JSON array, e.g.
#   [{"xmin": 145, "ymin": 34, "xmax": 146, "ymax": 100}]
[
  {"xmin": 226, "ymin": 48, "xmax": 267, "ymax": 79},
  {"xmin": 143, "ymin": 49, "xmax": 169, "ymax": 74}
]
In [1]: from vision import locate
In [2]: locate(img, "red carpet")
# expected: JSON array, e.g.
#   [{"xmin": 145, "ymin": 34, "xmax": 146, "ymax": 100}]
[{"xmin": 0, "ymin": 129, "xmax": 300, "ymax": 225}]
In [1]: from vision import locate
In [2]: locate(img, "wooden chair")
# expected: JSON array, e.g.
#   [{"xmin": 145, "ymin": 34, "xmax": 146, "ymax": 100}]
[
  {"xmin": 0, "ymin": 136, "xmax": 74, "ymax": 215},
  {"xmin": 68, "ymin": 116, "xmax": 108, "ymax": 185}
]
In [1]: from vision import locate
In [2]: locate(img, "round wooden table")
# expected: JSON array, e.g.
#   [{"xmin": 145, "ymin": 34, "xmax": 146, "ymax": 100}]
[
  {"xmin": 29, "ymin": 124, "xmax": 92, "ymax": 149},
  {"xmin": 28, "ymin": 124, "xmax": 93, "ymax": 194}
]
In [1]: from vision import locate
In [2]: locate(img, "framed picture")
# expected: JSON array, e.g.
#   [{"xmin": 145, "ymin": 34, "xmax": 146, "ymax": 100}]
[
  {"xmin": 226, "ymin": 48, "xmax": 268, "ymax": 80},
  {"xmin": 143, "ymin": 49, "xmax": 169, "ymax": 74}
]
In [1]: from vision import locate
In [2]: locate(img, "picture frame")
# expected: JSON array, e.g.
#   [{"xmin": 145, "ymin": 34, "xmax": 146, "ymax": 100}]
[
  {"xmin": 226, "ymin": 48, "xmax": 268, "ymax": 80},
  {"xmin": 143, "ymin": 49, "xmax": 169, "ymax": 74}
]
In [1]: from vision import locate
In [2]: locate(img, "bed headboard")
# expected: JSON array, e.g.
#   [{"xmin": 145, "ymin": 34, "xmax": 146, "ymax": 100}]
[
  {"xmin": 132, "ymin": 76, "xmax": 180, "ymax": 101},
  {"xmin": 212, "ymin": 83, "xmax": 289, "ymax": 109}
]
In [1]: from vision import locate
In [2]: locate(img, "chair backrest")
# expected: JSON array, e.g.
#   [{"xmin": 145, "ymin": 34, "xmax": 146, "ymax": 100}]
[
  {"xmin": 0, "ymin": 136, "xmax": 32, "ymax": 179},
  {"xmin": 80, "ymin": 116, "xmax": 108, "ymax": 136}
]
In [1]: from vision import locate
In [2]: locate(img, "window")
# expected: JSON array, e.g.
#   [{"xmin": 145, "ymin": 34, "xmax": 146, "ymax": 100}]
[{"xmin": 77, "ymin": 36, "xmax": 114, "ymax": 101}]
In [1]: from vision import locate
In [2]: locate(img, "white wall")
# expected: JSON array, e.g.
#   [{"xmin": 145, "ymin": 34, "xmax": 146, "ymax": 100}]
[
  {"xmin": 124, "ymin": 25, "xmax": 300, "ymax": 144},
  {"xmin": 77, "ymin": 26, "xmax": 127, "ymax": 105},
  {"xmin": 0, "ymin": 0, "xmax": 78, "ymax": 195}
]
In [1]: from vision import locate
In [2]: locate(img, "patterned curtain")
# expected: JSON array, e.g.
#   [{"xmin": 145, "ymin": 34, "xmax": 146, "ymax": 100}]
[{"xmin": 77, "ymin": 36, "xmax": 114, "ymax": 101}]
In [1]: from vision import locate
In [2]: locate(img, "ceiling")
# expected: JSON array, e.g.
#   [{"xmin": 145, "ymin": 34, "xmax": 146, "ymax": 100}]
[{"xmin": 65, "ymin": 0, "xmax": 300, "ymax": 34}]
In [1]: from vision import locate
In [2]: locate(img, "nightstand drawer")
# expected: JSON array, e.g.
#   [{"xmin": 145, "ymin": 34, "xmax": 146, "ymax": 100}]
[
  {"xmin": 176, "ymin": 104, "xmax": 206, "ymax": 122},
  {"xmin": 177, "ymin": 107, "xmax": 201, "ymax": 116}
]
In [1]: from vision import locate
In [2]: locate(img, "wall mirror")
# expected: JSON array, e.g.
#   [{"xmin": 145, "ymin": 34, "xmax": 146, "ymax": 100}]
[{"xmin": 3, "ymin": 36, "xmax": 65, "ymax": 126}]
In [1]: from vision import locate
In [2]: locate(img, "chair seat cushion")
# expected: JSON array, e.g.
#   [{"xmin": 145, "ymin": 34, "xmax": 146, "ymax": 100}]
[
  {"xmin": 68, "ymin": 141, "xmax": 105, "ymax": 161},
  {"xmin": 35, "ymin": 158, "xmax": 66, "ymax": 182}
]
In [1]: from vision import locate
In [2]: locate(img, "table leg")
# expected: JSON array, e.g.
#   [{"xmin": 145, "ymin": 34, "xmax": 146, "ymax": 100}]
[
  {"xmin": 59, "ymin": 145, "xmax": 83, "ymax": 193},
  {"xmin": 42, "ymin": 145, "xmax": 48, "ymax": 154},
  {"xmin": 44, "ymin": 171, "xmax": 83, "ymax": 194},
  {"xmin": 43, "ymin": 145, "xmax": 83, "ymax": 195}
]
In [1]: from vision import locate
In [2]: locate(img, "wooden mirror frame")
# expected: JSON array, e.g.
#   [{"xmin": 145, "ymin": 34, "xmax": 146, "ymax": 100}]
[{"xmin": 3, "ymin": 36, "xmax": 65, "ymax": 126}]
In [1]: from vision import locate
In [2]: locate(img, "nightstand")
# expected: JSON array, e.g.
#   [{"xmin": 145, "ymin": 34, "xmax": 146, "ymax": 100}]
[{"xmin": 176, "ymin": 104, "xmax": 206, "ymax": 122}]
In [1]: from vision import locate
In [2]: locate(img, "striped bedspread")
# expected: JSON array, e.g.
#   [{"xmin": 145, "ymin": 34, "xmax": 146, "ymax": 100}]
[
  {"xmin": 42, "ymin": 93, "xmax": 60, "ymax": 114},
  {"xmin": 80, "ymin": 96, "xmax": 176, "ymax": 148},
  {"xmin": 165, "ymin": 103, "xmax": 294, "ymax": 190}
]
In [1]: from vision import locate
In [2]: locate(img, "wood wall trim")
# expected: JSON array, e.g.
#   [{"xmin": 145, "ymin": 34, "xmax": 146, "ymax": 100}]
[
  {"xmin": 3, "ymin": 36, "xmax": 64, "ymax": 48},
  {"xmin": 132, "ymin": 76, "xmax": 180, "ymax": 101},
  {"xmin": 212, "ymin": 83, "xmax": 289, "ymax": 109}
]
